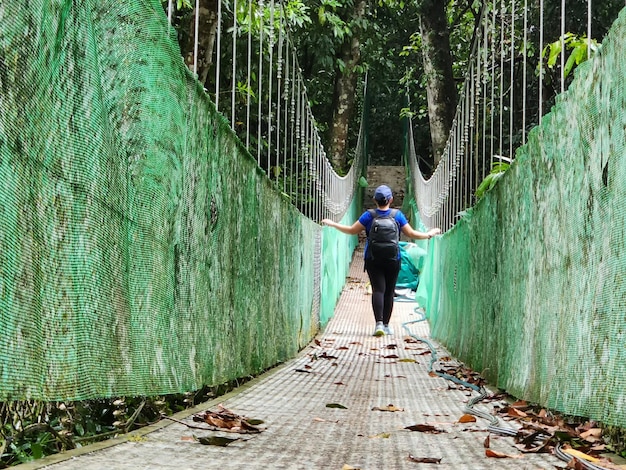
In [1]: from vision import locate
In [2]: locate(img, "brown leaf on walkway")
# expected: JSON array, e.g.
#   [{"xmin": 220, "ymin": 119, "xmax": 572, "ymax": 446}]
[
  {"xmin": 428, "ymin": 371, "xmax": 438, "ymax": 377},
  {"xmin": 415, "ymin": 350, "xmax": 432, "ymax": 355},
  {"xmin": 507, "ymin": 407, "xmax": 528, "ymax": 418},
  {"xmin": 319, "ymin": 352, "xmax": 338, "ymax": 360},
  {"xmin": 484, "ymin": 435, "xmax": 490, "ymax": 448},
  {"xmin": 313, "ymin": 417, "xmax": 339, "ymax": 423},
  {"xmin": 314, "ymin": 339, "xmax": 322, "ymax": 346},
  {"xmin": 580, "ymin": 428, "xmax": 602, "ymax": 442},
  {"xmin": 193, "ymin": 406, "xmax": 263, "ymax": 433},
  {"xmin": 382, "ymin": 354, "xmax": 399, "ymax": 359},
  {"xmin": 404, "ymin": 337, "xmax": 419, "ymax": 343},
  {"xmin": 294, "ymin": 368, "xmax": 311, "ymax": 373},
  {"xmin": 405, "ymin": 424, "xmax": 445, "ymax": 433},
  {"xmin": 485, "ymin": 449, "xmax": 522, "ymax": 459},
  {"xmin": 408, "ymin": 455, "xmax": 441, "ymax": 464},
  {"xmin": 384, "ymin": 344, "xmax": 398, "ymax": 349},
  {"xmin": 372, "ymin": 404, "xmax": 404, "ymax": 412},
  {"xmin": 197, "ymin": 435, "xmax": 240, "ymax": 446},
  {"xmin": 458, "ymin": 414, "xmax": 476, "ymax": 423},
  {"xmin": 510, "ymin": 400, "xmax": 529, "ymax": 409},
  {"xmin": 326, "ymin": 403, "xmax": 348, "ymax": 409},
  {"xmin": 181, "ymin": 435, "xmax": 195, "ymax": 441},
  {"xmin": 336, "ymin": 346, "xmax": 349, "ymax": 350},
  {"xmin": 349, "ymin": 341, "xmax": 362, "ymax": 345},
  {"xmin": 334, "ymin": 381, "xmax": 345, "ymax": 385},
  {"xmin": 561, "ymin": 447, "xmax": 600, "ymax": 463}
]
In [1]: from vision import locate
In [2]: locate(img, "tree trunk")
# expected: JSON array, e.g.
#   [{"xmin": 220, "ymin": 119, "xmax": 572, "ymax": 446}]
[
  {"xmin": 418, "ymin": 0, "xmax": 457, "ymax": 166},
  {"xmin": 328, "ymin": 0, "xmax": 367, "ymax": 172},
  {"xmin": 182, "ymin": 0, "xmax": 219, "ymax": 88}
]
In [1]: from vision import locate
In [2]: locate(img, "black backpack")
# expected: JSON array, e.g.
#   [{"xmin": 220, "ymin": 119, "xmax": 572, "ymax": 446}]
[{"xmin": 366, "ymin": 209, "xmax": 399, "ymax": 261}]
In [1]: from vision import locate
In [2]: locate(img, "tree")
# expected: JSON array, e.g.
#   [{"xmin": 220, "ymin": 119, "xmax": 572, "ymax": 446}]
[
  {"xmin": 416, "ymin": 0, "xmax": 457, "ymax": 166},
  {"xmin": 180, "ymin": 0, "xmax": 220, "ymax": 88}
]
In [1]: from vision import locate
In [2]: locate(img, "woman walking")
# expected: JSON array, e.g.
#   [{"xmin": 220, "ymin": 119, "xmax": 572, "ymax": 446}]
[{"xmin": 321, "ymin": 185, "xmax": 441, "ymax": 336}]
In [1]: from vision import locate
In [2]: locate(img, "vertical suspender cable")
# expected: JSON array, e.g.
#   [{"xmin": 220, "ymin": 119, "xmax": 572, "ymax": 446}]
[
  {"xmin": 295, "ymin": 76, "xmax": 301, "ymax": 209},
  {"xmin": 482, "ymin": 18, "xmax": 487, "ymax": 182},
  {"xmin": 290, "ymin": 52, "xmax": 296, "ymax": 201},
  {"xmin": 246, "ymin": 0, "xmax": 251, "ymax": 149},
  {"xmin": 193, "ymin": 0, "xmax": 200, "ymax": 77},
  {"xmin": 560, "ymin": 0, "xmax": 565, "ymax": 94},
  {"xmin": 267, "ymin": 0, "xmax": 275, "ymax": 174},
  {"xmin": 490, "ymin": 2, "xmax": 496, "ymax": 169},
  {"xmin": 283, "ymin": 39, "xmax": 290, "ymax": 194},
  {"xmin": 215, "ymin": 0, "xmax": 222, "ymax": 111},
  {"xmin": 167, "ymin": 0, "xmax": 173, "ymax": 25},
  {"xmin": 587, "ymin": 0, "xmax": 592, "ymax": 59},
  {"xmin": 499, "ymin": 0, "xmax": 504, "ymax": 159},
  {"xmin": 257, "ymin": 0, "xmax": 264, "ymax": 166},
  {"xmin": 539, "ymin": 0, "xmax": 544, "ymax": 123},
  {"xmin": 276, "ymin": 20, "xmax": 284, "ymax": 186},
  {"xmin": 231, "ymin": 0, "xmax": 237, "ymax": 129},
  {"xmin": 522, "ymin": 0, "xmax": 527, "ymax": 144},
  {"xmin": 509, "ymin": 0, "xmax": 515, "ymax": 160}
]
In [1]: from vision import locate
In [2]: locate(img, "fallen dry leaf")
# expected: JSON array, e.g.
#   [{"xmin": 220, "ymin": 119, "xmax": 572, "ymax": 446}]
[
  {"xmin": 485, "ymin": 449, "xmax": 523, "ymax": 459},
  {"xmin": 372, "ymin": 404, "xmax": 404, "ymax": 412},
  {"xmin": 507, "ymin": 407, "xmax": 528, "ymax": 418},
  {"xmin": 193, "ymin": 406, "xmax": 262, "ymax": 433},
  {"xmin": 580, "ymin": 428, "xmax": 602, "ymax": 442},
  {"xmin": 562, "ymin": 447, "xmax": 600, "ymax": 463},
  {"xmin": 458, "ymin": 414, "xmax": 477, "ymax": 423},
  {"xmin": 369, "ymin": 432, "xmax": 391, "ymax": 439},
  {"xmin": 405, "ymin": 424, "xmax": 445, "ymax": 434},
  {"xmin": 326, "ymin": 403, "xmax": 347, "ymax": 409},
  {"xmin": 398, "ymin": 358, "xmax": 417, "ymax": 363},
  {"xmin": 484, "ymin": 434, "xmax": 490, "ymax": 448},
  {"xmin": 382, "ymin": 354, "xmax": 399, "ymax": 359},
  {"xmin": 196, "ymin": 435, "xmax": 240, "ymax": 446},
  {"xmin": 408, "ymin": 455, "xmax": 442, "ymax": 464},
  {"xmin": 336, "ymin": 346, "xmax": 349, "ymax": 350}
]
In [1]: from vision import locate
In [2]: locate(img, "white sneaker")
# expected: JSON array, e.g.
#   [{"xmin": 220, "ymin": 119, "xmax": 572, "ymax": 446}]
[
  {"xmin": 373, "ymin": 322, "xmax": 385, "ymax": 336},
  {"xmin": 383, "ymin": 324, "xmax": 394, "ymax": 336}
]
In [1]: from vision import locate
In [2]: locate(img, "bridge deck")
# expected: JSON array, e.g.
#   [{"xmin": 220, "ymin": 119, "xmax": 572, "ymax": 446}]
[{"xmin": 28, "ymin": 248, "xmax": 562, "ymax": 470}]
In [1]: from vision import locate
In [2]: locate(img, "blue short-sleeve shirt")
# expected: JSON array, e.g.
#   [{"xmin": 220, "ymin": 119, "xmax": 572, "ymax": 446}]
[{"xmin": 359, "ymin": 209, "xmax": 408, "ymax": 260}]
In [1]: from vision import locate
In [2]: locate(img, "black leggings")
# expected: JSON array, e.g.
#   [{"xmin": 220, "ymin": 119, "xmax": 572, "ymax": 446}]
[{"xmin": 365, "ymin": 258, "xmax": 401, "ymax": 324}]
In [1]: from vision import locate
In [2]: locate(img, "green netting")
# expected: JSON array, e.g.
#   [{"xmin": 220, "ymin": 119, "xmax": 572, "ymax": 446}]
[
  {"xmin": 321, "ymin": 197, "xmax": 361, "ymax": 327},
  {"xmin": 0, "ymin": 0, "xmax": 360, "ymax": 401},
  {"xmin": 422, "ymin": 8, "xmax": 626, "ymax": 427}
]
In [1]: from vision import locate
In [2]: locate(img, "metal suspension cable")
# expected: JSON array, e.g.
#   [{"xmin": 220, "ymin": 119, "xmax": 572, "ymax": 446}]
[
  {"xmin": 215, "ymin": 0, "xmax": 222, "ymax": 110},
  {"xmin": 257, "ymin": 0, "xmax": 264, "ymax": 166},
  {"xmin": 193, "ymin": 0, "xmax": 199, "ymax": 77},
  {"xmin": 539, "ymin": 0, "xmax": 543, "ymax": 123},
  {"xmin": 246, "ymin": 0, "xmax": 251, "ymax": 149},
  {"xmin": 231, "ymin": 0, "xmax": 237, "ymax": 128},
  {"xmin": 266, "ymin": 0, "xmax": 275, "ymax": 174}
]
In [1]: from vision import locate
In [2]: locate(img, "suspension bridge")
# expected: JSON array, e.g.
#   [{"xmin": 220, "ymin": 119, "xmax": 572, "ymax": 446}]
[{"xmin": 1, "ymin": 0, "xmax": 626, "ymax": 468}]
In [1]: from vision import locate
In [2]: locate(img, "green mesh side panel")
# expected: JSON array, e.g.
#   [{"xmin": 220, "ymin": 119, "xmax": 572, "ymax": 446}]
[
  {"xmin": 425, "ymin": 9, "xmax": 626, "ymax": 427},
  {"xmin": 0, "ymin": 0, "xmax": 327, "ymax": 400},
  {"xmin": 321, "ymin": 196, "xmax": 361, "ymax": 327}
]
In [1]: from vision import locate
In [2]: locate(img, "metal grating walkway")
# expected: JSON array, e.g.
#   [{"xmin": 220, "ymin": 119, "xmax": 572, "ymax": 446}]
[{"xmin": 25, "ymin": 249, "xmax": 563, "ymax": 470}]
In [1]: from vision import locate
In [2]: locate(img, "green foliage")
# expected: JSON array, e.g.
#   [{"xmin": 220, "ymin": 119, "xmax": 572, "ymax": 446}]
[
  {"xmin": 475, "ymin": 161, "xmax": 510, "ymax": 199},
  {"xmin": 540, "ymin": 33, "xmax": 599, "ymax": 79}
]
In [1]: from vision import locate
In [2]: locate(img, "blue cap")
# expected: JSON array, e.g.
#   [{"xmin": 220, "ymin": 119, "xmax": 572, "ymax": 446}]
[{"xmin": 373, "ymin": 185, "xmax": 393, "ymax": 203}]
